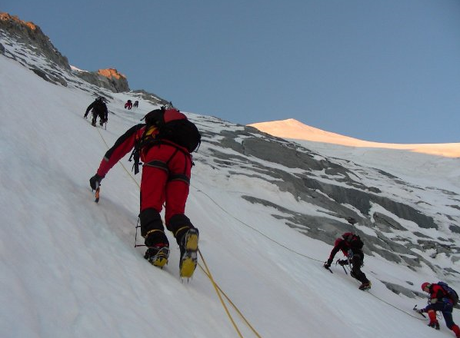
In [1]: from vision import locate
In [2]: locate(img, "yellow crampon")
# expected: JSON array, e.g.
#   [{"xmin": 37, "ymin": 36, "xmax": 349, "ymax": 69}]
[
  {"xmin": 179, "ymin": 230, "xmax": 199, "ymax": 278},
  {"xmin": 146, "ymin": 247, "xmax": 169, "ymax": 268}
]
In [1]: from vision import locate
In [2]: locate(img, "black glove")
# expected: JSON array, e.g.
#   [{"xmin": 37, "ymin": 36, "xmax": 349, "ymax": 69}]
[
  {"xmin": 323, "ymin": 258, "xmax": 333, "ymax": 269},
  {"xmin": 338, "ymin": 259, "xmax": 348, "ymax": 266},
  {"xmin": 89, "ymin": 174, "xmax": 103, "ymax": 190}
]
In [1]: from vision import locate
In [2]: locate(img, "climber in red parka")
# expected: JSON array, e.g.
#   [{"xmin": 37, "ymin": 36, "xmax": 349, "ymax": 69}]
[{"xmin": 89, "ymin": 107, "xmax": 201, "ymax": 278}]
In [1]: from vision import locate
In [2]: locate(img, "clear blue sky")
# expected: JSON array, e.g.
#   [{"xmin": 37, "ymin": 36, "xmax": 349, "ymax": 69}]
[{"xmin": 3, "ymin": 0, "xmax": 460, "ymax": 143}]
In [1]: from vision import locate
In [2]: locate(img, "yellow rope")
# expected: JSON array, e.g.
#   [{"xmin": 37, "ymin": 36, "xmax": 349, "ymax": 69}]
[
  {"xmin": 198, "ymin": 252, "xmax": 263, "ymax": 338},
  {"xmin": 198, "ymin": 250, "xmax": 245, "ymax": 338}
]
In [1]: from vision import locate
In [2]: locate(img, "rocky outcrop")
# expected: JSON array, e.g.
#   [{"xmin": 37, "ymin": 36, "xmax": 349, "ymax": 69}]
[
  {"xmin": 73, "ymin": 67, "xmax": 130, "ymax": 93},
  {"xmin": 0, "ymin": 12, "xmax": 131, "ymax": 93},
  {"xmin": 132, "ymin": 89, "xmax": 169, "ymax": 106},
  {"xmin": 0, "ymin": 12, "xmax": 70, "ymax": 70}
]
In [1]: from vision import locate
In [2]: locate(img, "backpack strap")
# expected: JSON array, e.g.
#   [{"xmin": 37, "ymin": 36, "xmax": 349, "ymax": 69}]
[
  {"xmin": 128, "ymin": 124, "xmax": 149, "ymax": 175},
  {"xmin": 144, "ymin": 159, "xmax": 169, "ymax": 172}
]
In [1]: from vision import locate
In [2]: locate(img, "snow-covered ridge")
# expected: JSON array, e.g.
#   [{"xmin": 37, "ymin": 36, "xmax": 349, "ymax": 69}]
[{"xmin": 250, "ymin": 118, "xmax": 460, "ymax": 158}]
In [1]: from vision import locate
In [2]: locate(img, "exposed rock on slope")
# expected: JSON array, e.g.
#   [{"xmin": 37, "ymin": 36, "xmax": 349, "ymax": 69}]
[
  {"xmin": 0, "ymin": 12, "xmax": 70, "ymax": 70},
  {"xmin": 1, "ymin": 12, "xmax": 129, "ymax": 93},
  {"xmin": 73, "ymin": 67, "xmax": 130, "ymax": 93}
]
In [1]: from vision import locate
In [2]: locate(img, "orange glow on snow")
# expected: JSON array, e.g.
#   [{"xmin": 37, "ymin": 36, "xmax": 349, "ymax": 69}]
[{"xmin": 249, "ymin": 119, "xmax": 460, "ymax": 158}]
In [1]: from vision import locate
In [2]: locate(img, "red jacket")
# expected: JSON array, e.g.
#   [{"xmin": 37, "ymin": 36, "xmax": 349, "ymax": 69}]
[
  {"xmin": 427, "ymin": 284, "xmax": 451, "ymax": 304},
  {"xmin": 328, "ymin": 233, "xmax": 364, "ymax": 261},
  {"xmin": 96, "ymin": 108, "xmax": 192, "ymax": 178},
  {"xmin": 96, "ymin": 124, "xmax": 145, "ymax": 178}
]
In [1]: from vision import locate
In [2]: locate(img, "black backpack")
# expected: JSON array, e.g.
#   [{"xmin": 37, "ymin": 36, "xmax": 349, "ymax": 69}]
[
  {"xmin": 343, "ymin": 233, "xmax": 364, "ymax": 250},
  {"xmin": 157, "ymin": 118, "xmax": 201, "ymax": 153},
  {"xmin": 93, "ymin": 99, "xmax": 107, "ymax": 112},
  {"xmin": 143, "ymin": 107, "xmax": 201, "ymax": 153},
  {"xmin": 438, "ymin": 281, "xmax": 459, "ymax": 305},
  {"xmin": 129, "ymin": 108, "xmax": 201, "ymax": 174},
  {"xmin": 351, "ymin": 235, "xmax": 364, "ymax": 250}
]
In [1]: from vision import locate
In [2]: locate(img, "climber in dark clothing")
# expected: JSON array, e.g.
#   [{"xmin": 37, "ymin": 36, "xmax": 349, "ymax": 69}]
[
  {"xmin": 84, "ymin": 97, "xmax": 108, "ymax": 126},
  {"xmin": 323, "ymin": 231, "xmax": 371, "ymax": 290}
]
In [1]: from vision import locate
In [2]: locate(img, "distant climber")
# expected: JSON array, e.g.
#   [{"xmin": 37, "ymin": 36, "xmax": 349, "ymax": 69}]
[
  {"xmin": 416, "ymin": 282, "xmax": 460, "ymax": 337},
  {"xmin": 124, "ymin": 100, "xmax": 133, "ymax": 110},
  {"xmin": 134, "ymin": 100, "xmax": 139, "ymax": 108},
  {"xmin": 323, "ymin": 219, "xmax": 371, "ymax": 290},
  {"xmin": 84, "ymin": 97, "xmax": 108, "ymax": 127}
]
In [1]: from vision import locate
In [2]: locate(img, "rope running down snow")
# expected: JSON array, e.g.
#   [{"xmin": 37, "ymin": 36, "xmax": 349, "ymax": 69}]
[
  {"xmin": 192, "ymin": 185, "xmax": 426, "ymax": 322},
  {"xmin": 95, "ymin": 127, "xmax": 262, "ymax": 337}
]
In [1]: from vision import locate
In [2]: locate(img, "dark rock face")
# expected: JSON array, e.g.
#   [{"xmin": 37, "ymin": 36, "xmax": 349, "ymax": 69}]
[
  {"xmin": 73, "ymin": 67, "xmax": 130, "ymax": 93},
  {"xmin": 0, "ymin": 12, "xmax": 129, "ymax": 93},
  {"xmin": 0, "ymin": 13, "xmax": 70, "ymax": 70}
]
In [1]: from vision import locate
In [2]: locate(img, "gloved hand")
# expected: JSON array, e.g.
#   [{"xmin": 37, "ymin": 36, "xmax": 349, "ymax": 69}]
[
  {"xmin": 89, "ymin": 174, "xmax": 103, "ymax": 190},
  {"xmin": 338, "ymin": 259, "xmax": 348, "ymax": 266},
  {"xmin": 323, "ymin": 258, "xmax": 333, "ymax": 269},
  {"xmin": 430, "ymin": 298, "xmax": 438, "ymax": 304}
]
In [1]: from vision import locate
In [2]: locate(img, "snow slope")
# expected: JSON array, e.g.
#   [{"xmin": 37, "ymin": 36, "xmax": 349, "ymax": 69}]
[{"xmin": 1, "ymin": 54, "xmax": 459, "ymax": 338}]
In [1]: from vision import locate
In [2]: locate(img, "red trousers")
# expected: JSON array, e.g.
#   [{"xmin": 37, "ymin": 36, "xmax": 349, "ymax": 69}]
[{"xmin": 140, "ymin": 143, "xmax": 192, "ymax": 226}]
